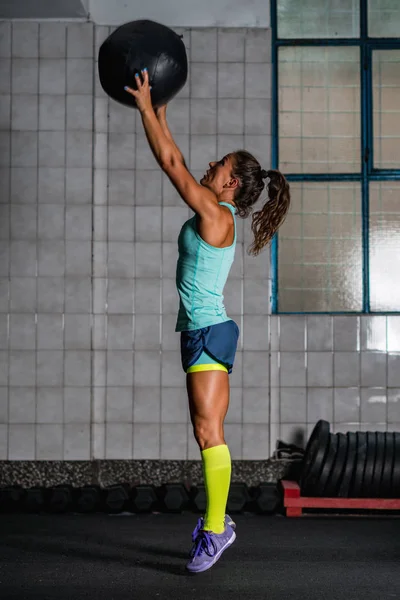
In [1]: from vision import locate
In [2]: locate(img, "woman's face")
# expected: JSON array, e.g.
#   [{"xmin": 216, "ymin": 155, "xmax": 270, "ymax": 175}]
[{"xmin": 200, "ymin": 154, "xmax": 237, "ymax": 194}]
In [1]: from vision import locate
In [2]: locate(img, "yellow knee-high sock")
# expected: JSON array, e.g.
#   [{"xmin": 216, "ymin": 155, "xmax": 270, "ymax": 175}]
[{"xmin": 201, "ymin": 444, "xmax": 231, "ymax": 534}]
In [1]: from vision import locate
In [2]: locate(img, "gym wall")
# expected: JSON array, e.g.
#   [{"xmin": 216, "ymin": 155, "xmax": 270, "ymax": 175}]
[
  {"xmin": 0, "ymin": 21, "xmax": 273, "ymax": 469},
  {"xmin": 1, "ymin": 16, "xmax": 399, "ymax": 485}
]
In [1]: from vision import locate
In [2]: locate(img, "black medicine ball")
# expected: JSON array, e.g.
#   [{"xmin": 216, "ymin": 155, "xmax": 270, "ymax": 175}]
[{"xmin": 98, "ymin": 20, "xmax": 188, "ymax": 109}]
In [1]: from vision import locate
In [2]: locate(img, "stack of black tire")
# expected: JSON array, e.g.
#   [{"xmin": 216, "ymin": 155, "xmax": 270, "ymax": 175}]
[{"xmin": 300, "ymin": 420, "xmax": 400, "ymax": 498}]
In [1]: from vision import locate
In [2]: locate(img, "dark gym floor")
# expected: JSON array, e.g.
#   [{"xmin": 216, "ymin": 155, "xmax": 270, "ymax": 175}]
[{"xmin": 0, "ymin": 512, "xmax": 399, "ymax": 600}]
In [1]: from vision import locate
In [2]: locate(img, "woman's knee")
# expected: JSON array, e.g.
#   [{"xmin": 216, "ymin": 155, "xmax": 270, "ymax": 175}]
[{"xmin": 192, "ymin": 419, "xmax": 224, "ymax": 451}]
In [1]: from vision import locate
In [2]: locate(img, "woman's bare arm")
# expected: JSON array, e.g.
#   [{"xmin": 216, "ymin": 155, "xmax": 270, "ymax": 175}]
[
  {"xmin": 125, "ymin": 71, "xmax": 218, "ymax": 219},
  {"xmin": 155, "ymin": 106, "xmax": 186, "ymax": 166}
]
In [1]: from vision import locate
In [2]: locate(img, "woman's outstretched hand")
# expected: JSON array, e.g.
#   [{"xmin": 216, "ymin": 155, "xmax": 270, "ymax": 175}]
[{"xmin": 124, "ymin": 68, "xmax": 153, "ymax": 113}]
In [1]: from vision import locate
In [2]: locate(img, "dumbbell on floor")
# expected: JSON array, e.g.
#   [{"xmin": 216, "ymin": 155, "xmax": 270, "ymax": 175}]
[
  {"xmin": 249, "ymin": 483, "xmax": 281, "ymax": 514},
  {"xmin": 76, "ymin": 485, "xmax": 104, "ymax": 513},
  {"xmin": 45, "ymin": 484, "xmax": 78, "ymax": 514},
  {"xmin": 131, "ymin": 485, "xmax": 158, "ymax": 512},
  {"xmin": 157, "ymin": 483, "xmax": 190, "ymax": 513},
  {"xmin": 104, "ymin": 483, "xmax": 132, "ymax": 513},
  {"xmin": 227, "ymin": 482, "xmax": 250, "ymax": 513},
  {"xmin": 0, "ymin": 486, "xmax": 24, "ymax": 513}
]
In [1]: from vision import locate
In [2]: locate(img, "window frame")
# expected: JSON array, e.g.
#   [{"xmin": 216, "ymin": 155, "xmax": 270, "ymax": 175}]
[{"xmin": 271, "ymin": 0, "xmax": 400, "ymax": 314}]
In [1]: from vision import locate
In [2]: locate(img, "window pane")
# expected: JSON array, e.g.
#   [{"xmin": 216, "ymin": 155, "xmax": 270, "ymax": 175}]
[
  {"xmin": 278, "ymin": 182, "xmax": 362, "ymax": 312},
  {"xmin": 369, "ymin": 0, "xmax": 400, "ymax": 37},
  {"xmin": 279, "ymin": 47, "xmax": 361, "ymax": 173},
  {"xmin": 370, "ymin": 182, "xmax": 400, "ymax": 311},
  {"xmin": 373, "ymin": 50, "xmax": 400, "ymax": 169},
  {"xmin": 277, "ymin": 0, "xmax": 359, "ymax": 38}
]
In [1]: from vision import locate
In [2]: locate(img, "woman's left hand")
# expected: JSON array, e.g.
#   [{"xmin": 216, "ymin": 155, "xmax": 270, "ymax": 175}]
[{"xmin": 124, "ymin": 68, "xmax": 153, "ymax": 113}]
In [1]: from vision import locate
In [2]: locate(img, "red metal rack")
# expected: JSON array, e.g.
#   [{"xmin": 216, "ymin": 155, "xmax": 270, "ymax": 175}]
[{"xmin": 281, "ymin": 480, "xmax": 400, "ymax": 517}]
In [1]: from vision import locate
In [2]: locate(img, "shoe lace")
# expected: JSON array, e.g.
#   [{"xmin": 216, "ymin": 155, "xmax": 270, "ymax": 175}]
[
  {"xmin": 190, "ymin": 526, "xmax": 217, "ymax": 559},
  {"xmin": 191, "ymin": 517, "xmax": 203, "ymax": 543}
]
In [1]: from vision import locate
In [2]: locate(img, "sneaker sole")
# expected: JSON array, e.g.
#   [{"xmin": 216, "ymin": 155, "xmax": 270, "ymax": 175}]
[{"xmin": 186, "ymin": 530, "xmax": 236, "ymax": 574}]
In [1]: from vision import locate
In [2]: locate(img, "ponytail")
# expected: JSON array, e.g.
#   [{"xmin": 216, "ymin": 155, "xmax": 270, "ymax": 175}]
[
  {"xmin": 247, "ymin": 169, "xmax": 290, "ymax": 256},
  {"xmin": 230, "ymin": 151, "xmax": 291, "ymax": 256}
]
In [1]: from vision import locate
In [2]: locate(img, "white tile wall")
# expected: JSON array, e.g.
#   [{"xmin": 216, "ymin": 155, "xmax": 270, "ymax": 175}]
[
  {"xmin": 1, "ymin": 21, "xmax": 399, "ymax": 462},
  {"xmin": 269, "ymin": 314, "xmax": 400, "ymax": 454}
]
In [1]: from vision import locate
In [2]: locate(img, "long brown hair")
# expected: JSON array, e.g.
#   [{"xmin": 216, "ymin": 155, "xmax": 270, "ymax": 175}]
[{"xmin": 231, "ymin": 150, "xmax": 291, "ymax": 256}]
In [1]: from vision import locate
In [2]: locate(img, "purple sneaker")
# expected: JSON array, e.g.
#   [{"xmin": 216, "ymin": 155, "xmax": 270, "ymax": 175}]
[{"xmin": 186, "ymin": 518, "xmax": 236, "ymax": 573}]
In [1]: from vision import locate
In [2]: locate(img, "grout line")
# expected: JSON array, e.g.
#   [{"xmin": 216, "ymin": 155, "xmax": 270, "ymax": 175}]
[
  {"xmin": 133, "ymin": 41, "xmax": 138, "ymax": 458},
  {"xmin": 62, "ymin": 23, "xmax": 68, "ymax": 461},
  {"xmin": 6, "ymin": 22, "xmax": 13, "ymax": 459},
  {"xmin": 90, "ymin": 22, "xmax": 96, "ymax": 461},
  {"xmin": 132, "ymin": 46, "xmax": 142, "ymax": 459},
  {"xmin": 158, "ymin": 38, "xmax": 163, "ymax": 457},
  {"xmin": 182, "ymin": 27, "xmax": 193, "ymax": 462},
  {"xmin": 277, "ymin": 317, "xmax": 281, "ymax": 431},
  {"xmin": 104, "ymin": 25, "xmax": 110, "ymax": 461},
  {"xmin": 358, "ymin": 318, "xmax": 362, "ymax": 429},
  {"xmin": 304, "ymin": 315, "xmax": 308, "ymax": 428},
  {"xmin": 386, "ymin": 316, "xmax": 388, "ymax": 428},
  {"xmin": 34, "ymin": 22, "xmax": 40, "ymax": 458},
  {"xmin": 240, "ymin": 26, "xmax": 246, "ymax": 459}
]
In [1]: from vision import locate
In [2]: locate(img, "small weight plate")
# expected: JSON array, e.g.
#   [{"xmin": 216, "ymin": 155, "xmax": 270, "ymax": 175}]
[
  {"xmin": 391, "ymin": 432, "xmax": 400, "ymax": 498},
  {"xmin": 361, "ymin": 431, "xmax": 377, "ymax": 498},
  {"xmin": 300, "ymin": 420, "xmax": 330, "ymax": 495},
  {"xmin": 380, "ymin": 432, "xmax": 395, "ymax": 498},
  {"xmin": 371, "ymin": 431, "xmax": 386, "ymax": 498},
  {"xmin": 350, "ymin": 431, "xmax": 368, "ymax": 498},
  {"xmin": 338, "ymin": 432, "xmax": 357, "ymax": 498},
  {"xmin": 314, "ymin": 434, "xmax": 338, "ymax": 497},
  {"xmin": 324, "ymin": 432, "xmax": 348, "ymax": 497}
]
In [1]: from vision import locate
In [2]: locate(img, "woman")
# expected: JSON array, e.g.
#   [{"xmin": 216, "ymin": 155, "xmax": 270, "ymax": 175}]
[{"xmin": 125, "ymin": 69, "xmax": 290, "ymax": 573}]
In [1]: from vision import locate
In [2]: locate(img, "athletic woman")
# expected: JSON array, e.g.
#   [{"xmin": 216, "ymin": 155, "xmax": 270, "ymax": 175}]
[{"xmin": 125, "ymin": 69, "xmax": 290, "ymax": 573}]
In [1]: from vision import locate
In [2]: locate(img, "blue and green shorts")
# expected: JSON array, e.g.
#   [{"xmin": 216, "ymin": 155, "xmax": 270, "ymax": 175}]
[{"xmin": 180, "ymin": 320, "xmax": 240, "ymax": 374}]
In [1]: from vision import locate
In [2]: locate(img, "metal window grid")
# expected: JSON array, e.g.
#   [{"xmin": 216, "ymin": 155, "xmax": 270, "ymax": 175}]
[{"xmin": 271, "ymin": 0, "xmax": 400, "ymax": 314}]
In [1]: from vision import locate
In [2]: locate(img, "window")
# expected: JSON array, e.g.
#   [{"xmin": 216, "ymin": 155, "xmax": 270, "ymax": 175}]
[{"xmin": 271, "ymin": 0, "xmax": 400, "ymax": 313}]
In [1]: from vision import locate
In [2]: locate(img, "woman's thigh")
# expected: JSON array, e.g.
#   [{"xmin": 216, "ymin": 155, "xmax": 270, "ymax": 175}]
[{"xmin": 186, "ymin": 370, "xmax": 230, "ymax": 427}]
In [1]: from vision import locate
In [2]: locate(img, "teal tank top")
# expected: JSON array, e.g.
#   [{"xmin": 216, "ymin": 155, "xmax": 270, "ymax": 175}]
[{"xmin": 175, "ymin": 202, "xmax": 237, "ymax": 332}]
